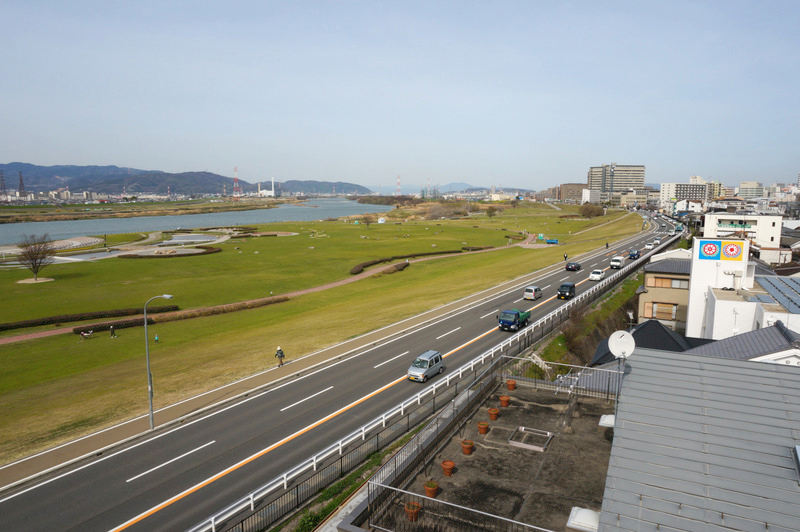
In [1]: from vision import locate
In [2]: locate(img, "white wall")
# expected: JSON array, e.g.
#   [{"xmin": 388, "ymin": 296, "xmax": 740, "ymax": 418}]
[{"xmin": 685, "ymin": 238, "xmax": 750, "ymax": 338}]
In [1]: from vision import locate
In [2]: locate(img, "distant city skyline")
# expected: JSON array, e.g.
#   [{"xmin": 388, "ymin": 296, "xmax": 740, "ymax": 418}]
[{"xmin": 3, "ymin": 1, "xmax": 798, "ymax": 191}]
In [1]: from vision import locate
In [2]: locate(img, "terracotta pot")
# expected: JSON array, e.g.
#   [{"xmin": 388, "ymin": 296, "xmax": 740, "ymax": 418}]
[
  {"xmin": 461, "ymin": 439, "xmax": 474, "ymax": 455},
  {"xmin": 499, "ymin": 395, "xmax": 511, "ymax": 407},
  {"xmin": 506, "ymin": 379, "xmax": 517, "ymax": 391},
  {"xmin": 424, "ymin": 482, "xmax": 438, "ymax": 498},
  {"xmin": 488, "ymin": 407, "xmax": 500, "ymax": 420},
  {"xmin": 477, "ymin": 421, "xmax": 489, "ymax": 434},
  {"xmin": 405, "ymin": 501, "xmax": 421, "ymax": 522},
  {"xmin": 441, "ymin": 460, "xmax": 455, "ymax": 476}
]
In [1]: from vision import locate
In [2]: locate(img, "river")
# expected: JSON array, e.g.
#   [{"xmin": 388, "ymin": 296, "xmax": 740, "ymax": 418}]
[{"xmin": 0, "ymin": 198, "xmax": 394, "ymax": 246}]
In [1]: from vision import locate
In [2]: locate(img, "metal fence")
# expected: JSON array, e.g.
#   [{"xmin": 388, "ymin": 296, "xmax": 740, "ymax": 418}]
[
  {"xmin": 188, "ymin": 237, "xmax": 670, "ymax": 532},
  {"xmin": 366, "ymin": 484, "xmax": 554, "ymax": 532}
]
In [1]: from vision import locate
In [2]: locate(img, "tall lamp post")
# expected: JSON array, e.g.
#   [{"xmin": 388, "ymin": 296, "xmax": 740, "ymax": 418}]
[{"xmin": 144, "ymin": 294, "xmax": 173, "ymax": 430}]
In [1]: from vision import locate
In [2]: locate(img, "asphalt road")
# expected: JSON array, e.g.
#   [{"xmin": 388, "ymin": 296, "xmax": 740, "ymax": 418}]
[{"xmin": 0, "ymin": 215, "xmax": 673, "ymax": 532}]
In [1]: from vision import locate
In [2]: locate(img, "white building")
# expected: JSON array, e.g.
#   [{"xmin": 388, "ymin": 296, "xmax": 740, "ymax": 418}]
[
  {"xmin": 702, "ymin": 212, "xmax": 789, "ymax": 264},
  {"xmin": 581, "ymin": 189, "xmax": 601, "ymax": 204},
  {"xmin": 683, "ymin": 236, "xmax": 800, "ymax": 339},
  {"xmin": 685, "ymin": 238, "xmax": 754, "ymax": 338},
  {"xmin": 673, "ymin": 199, "xmax": 703, "ymax": 213}
]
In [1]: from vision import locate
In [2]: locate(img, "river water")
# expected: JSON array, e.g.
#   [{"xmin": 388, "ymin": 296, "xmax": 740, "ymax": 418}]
[{"xmin": 0, "ymin": 198, "xmax": 394, "ymax": 246}]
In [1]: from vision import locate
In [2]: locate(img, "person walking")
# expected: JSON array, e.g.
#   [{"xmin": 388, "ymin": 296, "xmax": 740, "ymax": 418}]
[
  {"xmin": 154, "ymin": 334, "xmax": 159, "ymax": 344},
  {"xmin": 564, "ymin": 253, "xmax": 568, "ymax": 261},
  {"xmin": 605, "ymin": 242, "xmax": 609, "ymax": 249},
  {"xmin": 110, "ymin": 326, "xmax": 117, "ymax": 338},
  {"xmin": 275, "ymin": 346, "xmax": 285, "ymax": 367}
]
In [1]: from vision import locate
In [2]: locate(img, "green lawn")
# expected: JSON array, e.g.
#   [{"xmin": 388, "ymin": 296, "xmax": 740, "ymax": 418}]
[{"xmin": 0, "ymin": 203, "xmax": 640, "ymax": 462}]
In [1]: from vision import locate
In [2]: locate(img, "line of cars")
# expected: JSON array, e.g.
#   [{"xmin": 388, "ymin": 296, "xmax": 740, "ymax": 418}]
[{"xmin": 408, "ymin": 237, "xmax": 663, "ymax": 382}]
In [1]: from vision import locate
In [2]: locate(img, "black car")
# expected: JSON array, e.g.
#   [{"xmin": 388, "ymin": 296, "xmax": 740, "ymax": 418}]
[{"xmin": 565, "ymin": 262, "xmax": 581, "ymax": 271}]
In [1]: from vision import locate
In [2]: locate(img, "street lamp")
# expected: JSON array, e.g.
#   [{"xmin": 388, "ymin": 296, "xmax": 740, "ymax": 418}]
[{"xmin": 144, "ymin": 294, "xmax": 173, "ymax": 430}]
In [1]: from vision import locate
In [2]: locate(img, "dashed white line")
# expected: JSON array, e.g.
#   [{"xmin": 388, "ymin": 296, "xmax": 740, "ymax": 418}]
[
  {"xmin": 480, "ymin": 309, "xmax": 499, "ymax": 319},
  {"xmin": 436, "ymin": 327, "xmax": 461, "ymax": 340},
  {"xmin": 560, "ymin": 276, "xmax": 569, "ymax": 281},
  {"xmin": 126, "ymin": 441, "xmax": 215, "ymax": 483},
  {"xmin": 542, "ymin": 285, "xmax": 551, "ymax": 290},
  {"xmin": 374, "ymin": 351, "xmax": 409, "ymax": 369},
  {"xmin": 280, "ymin": 386, "xmax": 334, "ymax": 412}
]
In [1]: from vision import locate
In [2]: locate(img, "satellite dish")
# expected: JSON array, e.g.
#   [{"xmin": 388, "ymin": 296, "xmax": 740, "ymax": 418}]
[{"xmin": 608, "ymin": 330, "xmax": 635, "ymax": 359}]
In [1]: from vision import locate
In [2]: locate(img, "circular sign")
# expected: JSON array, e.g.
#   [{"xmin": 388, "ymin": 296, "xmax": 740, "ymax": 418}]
[
  {"xmin": 723, "ymin": 243, "xmax": 742, "ymax": 258},
  {"xmin": 702, "ymin": 242, "xmax": 718, "ymax": 256}
]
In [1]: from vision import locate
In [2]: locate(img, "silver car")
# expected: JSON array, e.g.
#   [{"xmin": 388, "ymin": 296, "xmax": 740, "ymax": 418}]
[
  {"xmin": 589, "ymin": 269, "xmax": 605, "ymax": 281},
  {"xmin": 407, "ymin": 350, "xmax": 444, "ymax": 382}
]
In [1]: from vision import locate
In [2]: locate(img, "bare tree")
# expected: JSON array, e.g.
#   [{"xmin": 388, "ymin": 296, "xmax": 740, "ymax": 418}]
[
  {"xmin": 486, "ymin": 206, "xmax": 498, "ymax": 218},
  {"xmin": 18, "ymin": 233, "xmax": 56, "ymax": 281}
]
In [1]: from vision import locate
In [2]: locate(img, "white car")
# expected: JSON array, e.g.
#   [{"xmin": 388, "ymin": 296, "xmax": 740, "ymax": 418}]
[
  {"xmin": 589, "ymin": 269, "xmax": 605, "ymax": 281},
  {"xmin": 654, "ymin": 238, "xmax": 661, "ymax": 244},
  {"xmin": 644, "ymin": 242, "xmax": 654, "ymax": 250}
]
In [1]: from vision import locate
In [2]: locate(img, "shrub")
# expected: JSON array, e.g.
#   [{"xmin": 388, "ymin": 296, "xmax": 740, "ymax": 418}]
[{"xmin": 1, "ymin": 306, "xmax": 179, "ymax": 332}]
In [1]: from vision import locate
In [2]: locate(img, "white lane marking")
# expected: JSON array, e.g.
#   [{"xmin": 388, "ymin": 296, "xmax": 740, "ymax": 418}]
[
  {"xmin": 590, "ymin": 263, "xmax": 597, "ymax": 268},
  {"xmin": 0, "ymin": 312, "xmax": 459, "ymax": 502},
  {"xmin": 110, "ymin": 376, "xmax": 413, "ymax": 532},
  {"xmin": 480, "ymin": 309, "xmax": 499, "ymax": 319},
  {"xmin": 280, "ymin": 386, "xmax": 334, "ymax": 412},
  {"xmin": 126, "ymin": 441, "xmax": 216, "ymax": 483},
  {"xmin": 542, "ymin": 285, "xmax": 551, "ymax": 290},
  {"xmin": 436, "ymin": 327, "xmax": 461, "ymax": 340},
  {"xmin": 560, "ymin": 276, "xmax": 569, "ymax": 281},
  {"xmin": 374, "ymin": 351, "xmax": 409, "ymax": 369},
  {"xmin": 513, "ymin": 297, "xmax": 523, "ymax": 303}
]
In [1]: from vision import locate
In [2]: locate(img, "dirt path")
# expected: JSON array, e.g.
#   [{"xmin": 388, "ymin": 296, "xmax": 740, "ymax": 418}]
[{"xmin": 0, "ymin": 235, "xmax": 538, "ymax": 345}]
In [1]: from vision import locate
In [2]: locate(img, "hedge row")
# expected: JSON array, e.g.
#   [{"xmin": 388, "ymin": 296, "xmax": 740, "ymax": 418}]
[
  {"xmin": 462, "ymin": 246, "xmax": 493, "ymax": 251},
  {"xmin": 117, "ymin": 246, "xmax": 222, "ymax": 259},
  {"xmin": 72, "ymin": 296, "xmax": 289, "ymax": 334},
  {"xmin": 0, "ymin": 305, "xmax": 179, "ymax": 332},
  {"xmin": 349, "ymin": 249, "xmax": 462, "ymax": 275}
]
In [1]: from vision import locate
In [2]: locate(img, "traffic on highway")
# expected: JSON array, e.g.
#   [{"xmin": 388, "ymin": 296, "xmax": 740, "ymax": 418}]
[{"xmin": 0, "ymin": 216, "xmax": 677, "ymax": 531}]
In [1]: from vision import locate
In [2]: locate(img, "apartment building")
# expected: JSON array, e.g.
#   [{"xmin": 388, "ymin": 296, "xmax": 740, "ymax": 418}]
[
  {"xmin": 558, "ymin": 183, "xmax": 585, "ymax": 203},
  {"xmin": 587, "ymin": 163, "xmax": 644, "ymax": 192}
]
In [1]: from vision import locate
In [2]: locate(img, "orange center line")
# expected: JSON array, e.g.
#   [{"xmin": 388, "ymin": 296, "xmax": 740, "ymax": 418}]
[{"xmin": 114, "ymin": 328, "xmax": 496, "ymax": 530}]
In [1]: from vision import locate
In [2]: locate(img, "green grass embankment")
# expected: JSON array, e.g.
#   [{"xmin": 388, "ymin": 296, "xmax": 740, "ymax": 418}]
[{"xmin": 0, "ymin": 204, "xmax": 641, "ymax": 463}]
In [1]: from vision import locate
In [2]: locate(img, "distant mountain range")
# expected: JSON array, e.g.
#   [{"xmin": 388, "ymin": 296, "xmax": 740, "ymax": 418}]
[
  {"xmin": 0, "ymin": 163, "xmax": 506, "ymax": 196},
  {"xmin": 0, "ymin": 163, "xmax": 374, "ymax": 196}
]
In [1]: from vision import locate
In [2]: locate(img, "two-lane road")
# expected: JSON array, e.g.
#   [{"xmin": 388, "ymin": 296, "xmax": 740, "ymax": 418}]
[{"xmin": 0, "ymin": 224, "xmax": 672, "ymax": 531}]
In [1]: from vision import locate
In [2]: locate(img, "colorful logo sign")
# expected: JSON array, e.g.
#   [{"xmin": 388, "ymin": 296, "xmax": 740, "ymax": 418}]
[{"xmin": 698, "ymin": 240, "xmax": 744, "ymax": 261}]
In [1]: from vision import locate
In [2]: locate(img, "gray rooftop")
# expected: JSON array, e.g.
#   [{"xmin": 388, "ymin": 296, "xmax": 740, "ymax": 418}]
[
  {"xmin": 643, "ymin": 258, "xmax": 691, "ymax": 275},
  {"xmin": 600, "ymin": 349, "xmax": 800, "ymax": 532},
  {"xmin": 683, "ymin": 321, "xmax": 800, "ymax": 360}
]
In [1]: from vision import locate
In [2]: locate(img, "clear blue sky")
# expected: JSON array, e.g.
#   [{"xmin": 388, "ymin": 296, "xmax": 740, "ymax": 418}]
[{"xmin": 3, "ymin": 1, "xmax": 798, "ymax": 191}]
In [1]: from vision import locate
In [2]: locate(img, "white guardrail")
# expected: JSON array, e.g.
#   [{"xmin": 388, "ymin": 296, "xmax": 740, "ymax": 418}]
[{"xmin": 188, "ymin": 232, "xmax": 679, "ymax": 531}]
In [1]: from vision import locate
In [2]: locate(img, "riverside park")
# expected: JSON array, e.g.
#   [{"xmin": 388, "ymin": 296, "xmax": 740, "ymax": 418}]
[{"xmin": 0, "ymin": 201, "xmax": 641, "ymax": 464}]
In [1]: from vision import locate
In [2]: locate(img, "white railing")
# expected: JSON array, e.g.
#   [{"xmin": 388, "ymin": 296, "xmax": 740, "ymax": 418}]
[{"xmin": 187, "ymin": 238, "xmax": 667, "ymax": 531}]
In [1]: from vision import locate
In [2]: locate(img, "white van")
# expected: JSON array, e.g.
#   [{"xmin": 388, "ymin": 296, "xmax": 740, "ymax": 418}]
[
  {"xmin": 610, "ymin": 256, "xmax": 625, "ymax": 269},
  {"xmin": 523, "ymin": 286, "xmax": 542, "ymax": 300}
]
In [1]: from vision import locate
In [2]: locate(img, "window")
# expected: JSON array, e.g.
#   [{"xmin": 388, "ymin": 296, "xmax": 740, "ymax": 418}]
[
  {"xmin": 646, "ymin": 276, "xmax": 689, "ymax": 289},
  {"xmin": 643, "ymin": 302, "xmax": 678, "ymax": 320}
]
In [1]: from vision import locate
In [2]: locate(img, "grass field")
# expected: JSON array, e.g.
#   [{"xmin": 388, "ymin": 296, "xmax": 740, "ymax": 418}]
[{"xmin": 0, "ymin": 202, "xmax": 641, "ymax": 462}]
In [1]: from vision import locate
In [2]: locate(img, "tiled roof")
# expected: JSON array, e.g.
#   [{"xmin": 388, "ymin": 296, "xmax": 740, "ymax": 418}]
[
  {"xmin": 643, "ymin": 258, "xmax": 691, "ymax": 275},
  {"xmin": 684, "ymin": 321, "xmax": 800, "ymax": 359}
]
